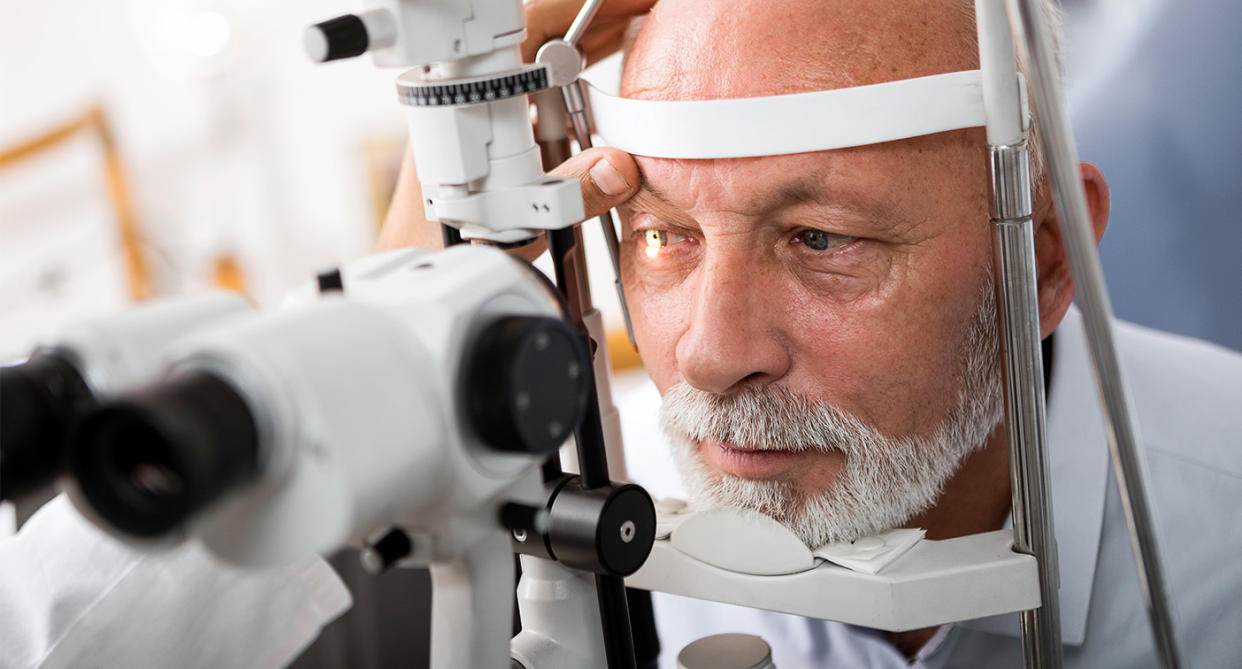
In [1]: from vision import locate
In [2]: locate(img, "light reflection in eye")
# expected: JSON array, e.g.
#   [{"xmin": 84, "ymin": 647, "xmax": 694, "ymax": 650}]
[{"xmin": 643, "ymin": 229, "xmax": 669, "ymax": 259}]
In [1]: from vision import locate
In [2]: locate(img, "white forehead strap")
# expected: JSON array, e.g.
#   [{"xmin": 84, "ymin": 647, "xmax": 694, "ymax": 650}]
[{"xmin": 587, "ymin": 69, "xmax": 1028, "ymax": 159}]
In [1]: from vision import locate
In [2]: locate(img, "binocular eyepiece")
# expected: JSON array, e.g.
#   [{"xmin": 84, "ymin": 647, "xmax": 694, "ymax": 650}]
[
  {"xmin": 69, "ymin": 371, "xmax": 261, "ymax": 538},
  {"xmin": 0, "ymin": 353, "xmax": 94, "ymax": 502},
  {"xmin": 65, "ymin": 312, "xmax": 591, "ymax": 543}
]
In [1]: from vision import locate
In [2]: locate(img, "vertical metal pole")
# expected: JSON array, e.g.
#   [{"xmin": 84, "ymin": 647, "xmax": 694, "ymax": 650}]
[
  {"xmin": 547, "ymin": 227, "xmax": 639, "ymax": 669},
  {"xmin": 562, "ymin": 79, "xmax": 638, "ymax": 347},
  {"xmin": 990, "ymin": 142, "xmax": 1063, "ymax": 669},
  {"xmin": 543, "ymin": 8, "xmax": 653, "ymax": 668},
  {"xmin": 1006, "ymin": 2, "xmax": 1184, "ymax": 666},
  {"xmin": 977, "ymin": 1, "xmax": 1062, "ymax": 662}
]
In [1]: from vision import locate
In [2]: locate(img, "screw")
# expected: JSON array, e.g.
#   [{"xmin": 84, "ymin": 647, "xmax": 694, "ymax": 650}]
[{"xmin": 620, "ymin": 520, "xmax": 636, "ymax": 544}]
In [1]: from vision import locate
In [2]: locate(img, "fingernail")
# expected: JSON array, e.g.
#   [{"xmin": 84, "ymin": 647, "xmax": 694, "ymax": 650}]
[{"xmin": 589, "ymin": 158, "xmax": 629, "ymax": 196}]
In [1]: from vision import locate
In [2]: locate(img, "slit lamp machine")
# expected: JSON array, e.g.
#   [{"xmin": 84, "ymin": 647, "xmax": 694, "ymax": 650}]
[{"xmin": 0, "ymin": 1, "xmax": 1183, "ymax": 667}]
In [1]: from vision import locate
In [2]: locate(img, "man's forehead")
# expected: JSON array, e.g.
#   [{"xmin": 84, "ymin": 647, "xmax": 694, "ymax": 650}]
[
  {"xmin": 621, "ymin": 0, "xmax": 977, "ymax": 101},
  {"xmin": 628, "ymin": 149, "xmax": 913, "ymax": 230}
]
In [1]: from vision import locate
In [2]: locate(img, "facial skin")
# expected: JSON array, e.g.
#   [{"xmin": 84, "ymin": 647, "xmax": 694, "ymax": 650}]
[{"xmin": 615, "ymin": 0, "xmax": 1111, "ymax": 552}]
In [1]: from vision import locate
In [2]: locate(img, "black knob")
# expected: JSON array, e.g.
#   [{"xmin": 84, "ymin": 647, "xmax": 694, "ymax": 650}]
[
  {"xmin": 316, "ymin": 267, "xmax": 344, "ymax": 294},
  {"xmin": 1, "ymin": 353, "xmax": 94, "ymax": 502},
  {"xmin": 360, "ymin": 528, "xmax": 413, "ymax": 575},
  {"xmin": 546, "ymin": 479, "xmax": 656, "ymax": 577},
  {"xmin": 463, "ymin": 316, "xmax": 591, "ymax": 456},
  {"xmin": 304, "ymin": 15, "xmax": 370, "ymax": 63}
]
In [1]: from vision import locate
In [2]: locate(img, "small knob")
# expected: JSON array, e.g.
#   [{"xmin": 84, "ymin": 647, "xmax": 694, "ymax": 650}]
[
  {"xmin": 360, "ymin": 528, "xmax": 413, "ymax": 575},
  {"xmin": 500, "ymin": 501, "xmax": 550, "ymax": 544},
  {"xmin": 304, "ymin": 15, "xmax": 369, "ymax": 63},
  {"xmin": 316, "ymin": 267, "xmax": 344, "ymax": 294}
]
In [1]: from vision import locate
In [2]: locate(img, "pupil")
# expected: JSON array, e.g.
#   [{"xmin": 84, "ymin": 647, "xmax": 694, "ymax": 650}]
[{"xmin": 802, "ymin": 230, "xmax": 830, "ymax": 250}]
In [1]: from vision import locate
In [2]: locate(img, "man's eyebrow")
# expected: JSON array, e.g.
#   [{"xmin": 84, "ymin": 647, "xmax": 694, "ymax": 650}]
[
  {"xmin": 636, "ymin": 172, "xmax": 677, "ymax": 208},
  {"xmin": 636, "ymin": 172, "xmax": 875, "ymax": 220},
  {"xmin": 636, "ymin": 173, "xmax": 819, "ymax": 209}
]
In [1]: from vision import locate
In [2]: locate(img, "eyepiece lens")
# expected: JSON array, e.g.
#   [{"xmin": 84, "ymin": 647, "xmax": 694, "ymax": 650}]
[{"xmin": 70, "ymin": 371, "xmax": 259, "ymax": 538}]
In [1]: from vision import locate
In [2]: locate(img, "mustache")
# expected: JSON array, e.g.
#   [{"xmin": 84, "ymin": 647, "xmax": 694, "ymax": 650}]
[{"xmin": 658, "ymin": 383, "xmax": 882, "ymax": 456}]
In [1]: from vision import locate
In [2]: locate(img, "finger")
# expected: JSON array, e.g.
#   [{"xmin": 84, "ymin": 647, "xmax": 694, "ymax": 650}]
[
  {"xmin": 548, "ymin": 146, "xmax": 641, "ymax": 219},
  {"xmin": 522, "ymin": 0, "xmax": 585, "ymax": 62},
  {"xmin": 579, "ymin": 21, "xmax": 629, "ymax": 67}
]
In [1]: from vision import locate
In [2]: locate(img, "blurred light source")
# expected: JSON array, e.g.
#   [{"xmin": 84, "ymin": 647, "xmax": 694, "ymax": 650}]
[
  {"xmin": 134, "ymin": 0, "xmax": 252, "ymax": 78},
  {"xmin": 184, "ymin": 10, "xmax": 231, "ymax": 60}
]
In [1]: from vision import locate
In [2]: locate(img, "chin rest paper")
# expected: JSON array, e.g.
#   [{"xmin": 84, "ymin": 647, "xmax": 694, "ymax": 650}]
[{"xmin": 668, "ymin": 506, "xmax": 925, "ymax": 576}]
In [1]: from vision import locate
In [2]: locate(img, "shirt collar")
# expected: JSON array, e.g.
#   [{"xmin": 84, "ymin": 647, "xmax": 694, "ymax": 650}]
[{"xmin": 955, "ymin": 305, "xmax": 1112, "ymax": 645}]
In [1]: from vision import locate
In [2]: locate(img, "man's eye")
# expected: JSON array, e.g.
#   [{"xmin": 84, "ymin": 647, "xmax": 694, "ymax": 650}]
[
  {"xmin": 639, "ymin": 228, "xmax": 688, "ymax": 258},
  {"xmin": 795, "ymin": 228, "xmax": 855, "ymax": 251}
]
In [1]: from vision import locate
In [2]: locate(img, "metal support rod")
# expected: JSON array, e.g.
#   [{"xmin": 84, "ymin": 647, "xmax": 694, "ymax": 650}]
[
  {"xmin": 1006, "ymin": 2, "xmax": 1184, "ymax": 666},
  {"xmin": 595, "ymin": 574, "xmax": 639, "ymax": 669},
  {"xmin": 564, "ymin": 0, "xmax": 609, "ymax": 48},
  {"xmin": 990, "ymin": 143, "xmax": 1062, "ymax": 669},
  {"xmin": 545, "ymin": 9, "xmax": 649, "ymax": 667},
  {"xmin": 547, "ymin": 226, "xmax": 638, "ymax": 669},
  {"xmin": 562, "ymin": 79, "xmax": 638, "ymax": 346}
]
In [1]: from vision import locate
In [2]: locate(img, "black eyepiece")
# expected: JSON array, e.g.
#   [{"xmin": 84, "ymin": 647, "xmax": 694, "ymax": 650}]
[
  {"xmin": 1, "ymin": 353, "xmax": 93, "ymax": 502},
  {"xmin": 69, "ymin": 371, "xmax": 260, "ymax": 538},
  {"xmin": 464, "ymin": 316, "xmax": 592, "ymax": 457}
]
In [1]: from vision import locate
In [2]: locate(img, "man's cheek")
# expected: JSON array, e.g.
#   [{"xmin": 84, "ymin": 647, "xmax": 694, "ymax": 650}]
[{"xmin": 626, "ymin": 285, "xmax": 687, "ymax": 393}]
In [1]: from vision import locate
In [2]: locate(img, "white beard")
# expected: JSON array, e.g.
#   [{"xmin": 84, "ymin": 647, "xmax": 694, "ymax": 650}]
[{"xmin": 658, "ymin": 288, "xmax": 1003, "ymax": 547}]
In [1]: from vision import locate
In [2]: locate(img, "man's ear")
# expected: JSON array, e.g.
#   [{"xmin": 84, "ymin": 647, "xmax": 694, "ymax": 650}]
[{"xmin": 1032, "ymin": 162, "xmax": 1110, "ymax": 339}]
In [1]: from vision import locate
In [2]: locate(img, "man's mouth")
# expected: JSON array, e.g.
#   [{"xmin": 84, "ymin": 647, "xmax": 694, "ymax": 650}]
[{"xmin": 700, "ymin": 440, "xmax": 804, "ymax": 479}]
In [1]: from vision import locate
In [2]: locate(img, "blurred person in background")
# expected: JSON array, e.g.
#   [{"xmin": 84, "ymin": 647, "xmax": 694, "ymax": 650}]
[{"xmin": 1062, "ymin": 0, "xmax": 1242, "ymax": 351}]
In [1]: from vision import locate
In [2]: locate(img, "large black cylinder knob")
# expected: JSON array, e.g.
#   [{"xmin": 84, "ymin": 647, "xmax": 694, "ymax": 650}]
[
  {"xmin": 464, "ymin": 315, "xmax": 591, "ymax": 457},
  {"xmin": 304, "ymin": 14, "xmax": 370, "ymax": 63},
  {"xmin": 69, "ymin": 371, "xmax": 260, "ymax": 538},
  {"xmin": 546, "ymin": 478, "xmax": 657, "ymax": 577}
]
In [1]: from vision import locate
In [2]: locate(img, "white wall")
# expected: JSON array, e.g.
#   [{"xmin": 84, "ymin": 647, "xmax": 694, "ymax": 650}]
[
  {"xmin": 0, "ymin": 0, "xmax": 634, "ymax": 359},
  {"xmin": 0, "ymin": 0, "xmax": 408, "ymax": 357}
]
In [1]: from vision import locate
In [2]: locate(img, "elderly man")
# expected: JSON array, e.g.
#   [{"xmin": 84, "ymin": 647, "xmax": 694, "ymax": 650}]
[
  {"xmin": 3, "ymin": 1, "xmax": 1237, "ymax": 668},
  {"xmin": 383, "ymin": 0, "xmax": 1242, "ymax": 667}
]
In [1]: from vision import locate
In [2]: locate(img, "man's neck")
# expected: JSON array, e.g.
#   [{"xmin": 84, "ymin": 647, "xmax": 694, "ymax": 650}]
[
  {"xmin": 907, "ymin": 423, "xmax": 1014, "ymax": 540},
  {"xmin": 886, "ymin": 333, "xmax": 1056, "ymax": 659},
  {"xmin": 887, "ymin": 425, "xmax": 1013, "ymax": 658}
]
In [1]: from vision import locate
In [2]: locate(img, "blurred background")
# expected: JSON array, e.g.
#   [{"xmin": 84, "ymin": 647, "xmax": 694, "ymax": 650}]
[
  {"xmin": 1, "ymin": 0, "xmax": 1238, "ymax": 666},
  {"xmin": 0, "ymin": 0, "xmax": 637, "ymax": 364},
  {"xmin": 1, "ymin": 0, "xmax": 407, "ymax": 358}
]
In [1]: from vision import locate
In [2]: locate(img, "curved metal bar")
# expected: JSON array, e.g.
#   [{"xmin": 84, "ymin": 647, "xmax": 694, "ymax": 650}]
[{"xmin": 1005, "ymin": 1, "xmax": 1184, "ymax": 667}]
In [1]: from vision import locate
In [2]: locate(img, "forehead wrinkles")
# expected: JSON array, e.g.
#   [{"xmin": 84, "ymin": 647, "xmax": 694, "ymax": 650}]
[
  {"xmin": 622, "ymin": 0, "xmax": 978, "ymax": 101},
  {"xmin": 633, "ymin": 147, "xmax": 906, "ymax": 222}
]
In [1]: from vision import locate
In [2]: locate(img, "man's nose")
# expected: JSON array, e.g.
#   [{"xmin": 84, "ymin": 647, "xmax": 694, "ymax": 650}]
[{"xmin": 675, "ymin": 261, "xmax": 791, "ymax": 394}]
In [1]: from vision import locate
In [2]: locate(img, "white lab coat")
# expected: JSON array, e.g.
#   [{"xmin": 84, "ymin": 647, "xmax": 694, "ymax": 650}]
[
  {"xmin": 618, "ymin": 307, "xmax": 1242, "ymax": 668},
  {"xmin": 0, "ymin": 495, "xmax": 350, "ymax": 669}
]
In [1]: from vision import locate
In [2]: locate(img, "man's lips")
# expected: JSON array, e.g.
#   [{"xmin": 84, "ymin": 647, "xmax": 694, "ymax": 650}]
[{"xmin": 701, "ymin": 440, "xmax": 804, "ymax": 479}]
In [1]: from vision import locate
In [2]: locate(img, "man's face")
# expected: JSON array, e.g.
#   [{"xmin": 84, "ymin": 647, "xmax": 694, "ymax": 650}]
[{"xmin": 616, "ymin": 0, "xmax": 1004, "ymax": 544}]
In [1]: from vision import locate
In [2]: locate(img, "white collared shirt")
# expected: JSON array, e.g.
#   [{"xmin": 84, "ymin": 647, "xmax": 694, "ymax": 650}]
[{"xmin": 618, "ymin": 306, "xmax": 1242, "ymax": 668}]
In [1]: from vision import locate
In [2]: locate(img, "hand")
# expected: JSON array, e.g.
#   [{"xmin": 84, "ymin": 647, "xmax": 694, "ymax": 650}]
[{"xmin": 377, "ymin": 146, "xmax": 640, "ymax": 257}]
